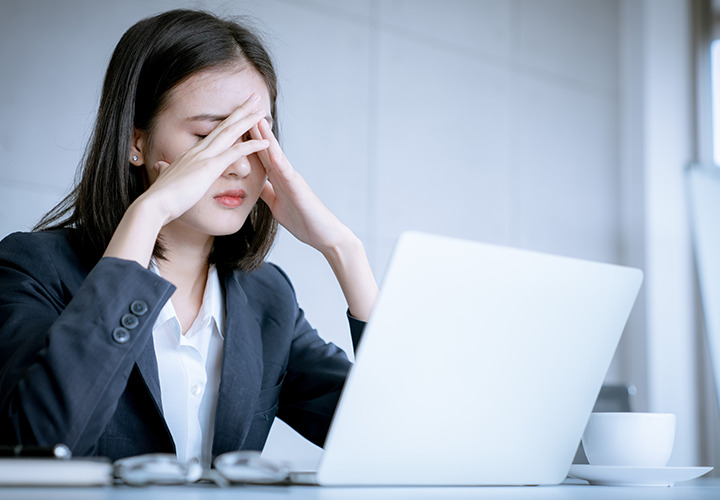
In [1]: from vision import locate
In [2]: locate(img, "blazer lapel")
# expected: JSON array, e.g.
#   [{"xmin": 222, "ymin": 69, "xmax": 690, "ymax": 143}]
[
  {"xmin": 135, "ymin": 334, "xmax": 163, "ymax": 416},
  {"xmin": 212, "ymin": 270, "xmax": 264, "ymax": 456}
]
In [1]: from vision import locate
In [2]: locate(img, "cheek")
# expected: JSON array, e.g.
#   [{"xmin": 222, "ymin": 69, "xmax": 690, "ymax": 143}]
[
  {"xmin": 146, "ymin": 127, "xmax": 196, "ymax": 164},
  {"xmin": 143, "ymin": 137, "xmax": 197, "ymax": 184},
  {"xmin": 143, "ymin": 162, "xmax": 159, "ymax": 183},
  {"xmin": 249, "ymin": 155, "xmax": 268, "ymax": 185}
]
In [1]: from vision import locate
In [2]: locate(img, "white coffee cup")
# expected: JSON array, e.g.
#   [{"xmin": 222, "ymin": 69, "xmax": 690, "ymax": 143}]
[{"xmin": 581, "ymin": 412, "xmax": 676, "ymax": 467}]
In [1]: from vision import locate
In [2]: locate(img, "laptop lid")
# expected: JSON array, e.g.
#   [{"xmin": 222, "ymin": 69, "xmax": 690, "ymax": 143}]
[{"xmin": 315, "ymin": 231, "xmax": 643, "ymax": 486}]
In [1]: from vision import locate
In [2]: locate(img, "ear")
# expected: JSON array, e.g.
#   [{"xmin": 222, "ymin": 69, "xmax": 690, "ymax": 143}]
[{"xmin": 129, "ymin": 128, "xmax": 148, "ymax": 166}]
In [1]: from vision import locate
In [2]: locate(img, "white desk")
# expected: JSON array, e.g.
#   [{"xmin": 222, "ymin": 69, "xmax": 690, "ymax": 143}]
[{"xmin": 3, "ymin": 478, "xmax": 720, "ymax": 500}]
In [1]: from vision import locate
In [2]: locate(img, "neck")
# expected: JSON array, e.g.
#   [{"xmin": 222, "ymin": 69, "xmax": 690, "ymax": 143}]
[
  {"xmin": 155, "ymin": 227, "xmax": 214, "ymax": 334},
  {"xmin": 156, "ymin": 231, "xmax": 212, "ymax": 280}
]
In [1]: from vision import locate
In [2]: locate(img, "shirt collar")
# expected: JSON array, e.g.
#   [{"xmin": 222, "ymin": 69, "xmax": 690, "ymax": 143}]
[
  {"xmin": 149, "ymin": 259, "xmax": 225, "ymax": 340},
  {"xmin": 203, "ymin": 264, "xmax": 225, "ymax": 340}
]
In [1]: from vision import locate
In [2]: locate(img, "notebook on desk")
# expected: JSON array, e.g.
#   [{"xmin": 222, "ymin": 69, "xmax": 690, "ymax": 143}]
[{"xmin": 294, "ymin": 231, "xmax": 643, "ymax": 486}]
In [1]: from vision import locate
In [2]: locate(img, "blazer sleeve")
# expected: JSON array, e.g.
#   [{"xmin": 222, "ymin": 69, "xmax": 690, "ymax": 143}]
[
  {"xmin": 0, "ymin": 232, "xmax": 175, "ymax": 454},
  {"xmin": 267, "ymin": 265, "xmax": 367, "ymax": 448}
]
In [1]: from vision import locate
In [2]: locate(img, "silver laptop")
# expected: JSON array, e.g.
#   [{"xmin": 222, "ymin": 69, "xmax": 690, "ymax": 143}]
[{"xmin": 299, "ymin": 231, "xmax": 643, "ymax": 486}]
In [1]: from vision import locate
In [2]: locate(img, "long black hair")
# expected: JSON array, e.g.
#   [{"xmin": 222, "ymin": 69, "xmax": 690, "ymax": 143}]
[{"xmin": 36, "ymin": 9, "xmax": 278, "ymax": 271}]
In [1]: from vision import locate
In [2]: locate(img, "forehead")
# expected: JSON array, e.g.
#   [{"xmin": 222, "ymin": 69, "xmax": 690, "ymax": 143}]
[{"xmin": 163, "ymin": 65, "xmax": 271, "ymax": 117}]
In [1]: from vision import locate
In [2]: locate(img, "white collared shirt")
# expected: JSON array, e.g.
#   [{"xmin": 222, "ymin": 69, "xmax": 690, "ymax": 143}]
[{"xmin": 149, "ymin": 261, "xmax": 224, "ymax": 467}]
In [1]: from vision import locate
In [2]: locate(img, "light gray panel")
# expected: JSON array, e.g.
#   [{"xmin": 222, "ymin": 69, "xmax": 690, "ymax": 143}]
[
  {"xmin": 274, "ymin": 0, "xmax": 371, "ymax": 18},
  {"xmin": 369, "ymin": 236, "xmax": 399, "ymax": 286},
  {"xmin": 374, "ymin": 30, "xmax": 511, "ymax": 245},
  {"xmin": 509, "ymin": 74, "xmax": 619, "ymax": 263},
  {"xmin": 0, "ymin": 181, "xmax": 65, "ymax": 239},
  {"xmin": 379, "ymin": 0, "xmax": 512, "ymax": 59},
  {"xmin": 517, "ymin": 0, "xmax": 619, "ymax": 90},
  {"xmin": 686, "ymin": 164, "xmax": 720, "ymax": 422}
]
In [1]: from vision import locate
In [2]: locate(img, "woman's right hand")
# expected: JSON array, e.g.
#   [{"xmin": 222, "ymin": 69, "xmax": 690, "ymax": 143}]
[{"xmin": 140, "ymin": 95, "xmax": 269, "ymax": 226}]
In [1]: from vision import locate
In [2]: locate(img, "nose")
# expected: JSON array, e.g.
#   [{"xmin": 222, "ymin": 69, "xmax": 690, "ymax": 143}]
[{"xmin": 224, "ymin": 155, "xmax": 252, "ymax": 178}]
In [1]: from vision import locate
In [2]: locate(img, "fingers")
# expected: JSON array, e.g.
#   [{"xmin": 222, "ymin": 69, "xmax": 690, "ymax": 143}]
[
  {"xmin": 248, "ymin": 124, "xmax": 274, "ymax": 172},
  {"xmin": 156, "ymin": 138, "xmax": 268, "ymax": 182},
  {"xmin": 257, "ymin": 118, "xmax": 285, "ymax": 162},
  {"xmin": 214, "ymin": 138, "xmax": 269, "ymax": 167},
  {"xmin": 202, "ymin": 112, "xmax": 265, "ymax": 158},
  {"xmin": 198, "ymin": 94, "xmax": 266, "ymax": 156},
  {"xmin": 253, "ymin": 119, "xmax": 294, "ymax": 180},
  {"xmin": 153, "ymin": 160, "xmax": 170, "ymax": 174}
]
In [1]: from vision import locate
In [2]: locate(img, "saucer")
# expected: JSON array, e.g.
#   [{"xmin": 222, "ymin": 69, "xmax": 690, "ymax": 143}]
[{"xmin": 568, "ymin": 464, "xmax": 713, "ymax": 487}]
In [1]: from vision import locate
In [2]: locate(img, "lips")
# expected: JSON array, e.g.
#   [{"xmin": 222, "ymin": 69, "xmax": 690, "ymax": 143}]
[{"xmin": 214, "ymin": 189, "xmax": 246, "ymax": 208}]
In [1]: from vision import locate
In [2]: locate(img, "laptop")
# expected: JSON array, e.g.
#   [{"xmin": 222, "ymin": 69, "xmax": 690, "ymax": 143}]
[{"xmin": 296, "ymin": 231, "xmax": 643, "ymax": 486}]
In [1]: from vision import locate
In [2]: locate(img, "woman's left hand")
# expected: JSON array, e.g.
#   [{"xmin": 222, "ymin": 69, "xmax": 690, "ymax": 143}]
[
  {"xmin": 252, "ymin": 119, "xmax": 351, "ymax": 254},
  {"xmin": 251, "ymin": 119, "xmax": 378, "ymax": 320}
]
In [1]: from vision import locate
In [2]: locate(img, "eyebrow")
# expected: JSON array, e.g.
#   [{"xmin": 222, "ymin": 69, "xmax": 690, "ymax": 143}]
[
  {"xmin": 187, "ymin": 114, "xmax": 227, "ymax": 123},
  {"xmin": 186, "ymin": 114, "xmax": 274, "ymax": 127}
]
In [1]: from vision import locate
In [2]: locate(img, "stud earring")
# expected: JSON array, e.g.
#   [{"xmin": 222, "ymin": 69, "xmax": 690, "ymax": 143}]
[{"xmin": 132, "ymin": 155, "xmax": 138, "ymax": 162}]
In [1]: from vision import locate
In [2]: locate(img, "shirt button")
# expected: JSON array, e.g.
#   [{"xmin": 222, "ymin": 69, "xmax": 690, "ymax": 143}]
[
  {"xmin": 130, "ymin": 300, "xmax": 148, "ymax": 316},
  {"xmin": 190, "ymin": 385, "xmax": 202, "ymax": 396},
  {"xmin": 121, "ymin": 313, "xmax": 139, "ymax": 329},
  {"xmin": 112, "ymin": 327, "xmax": 131, "ymax": 344}
]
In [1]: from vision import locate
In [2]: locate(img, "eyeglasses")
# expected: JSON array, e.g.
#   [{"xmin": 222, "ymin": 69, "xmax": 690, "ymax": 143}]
[
  {"xmin": 114, "ymin": 454, "xmax": 203, "ymax": 486},
  {"xmin": 113, "ymin": 451, "xmax": 290, "ymax": 486},
  {"xmin": 213, "ymin": 450, "xmax": 290, "ymax": 484}
]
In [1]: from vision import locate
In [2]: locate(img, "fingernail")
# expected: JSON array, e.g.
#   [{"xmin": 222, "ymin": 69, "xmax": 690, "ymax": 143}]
[{"xmin": 153, "ymin": 162, "xmax": 160, "ymax": 173}]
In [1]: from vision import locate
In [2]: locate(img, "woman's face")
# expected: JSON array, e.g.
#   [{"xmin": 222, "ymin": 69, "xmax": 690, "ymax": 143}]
[{"xmin": 138, "ymin": 64, "xmax": 272, "ymax": 241}]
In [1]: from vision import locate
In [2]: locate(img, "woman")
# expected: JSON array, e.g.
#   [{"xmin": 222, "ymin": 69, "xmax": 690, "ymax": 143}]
[{"xmin": 0, "ymin": 9, "xmax": 377, "ymax": 467}]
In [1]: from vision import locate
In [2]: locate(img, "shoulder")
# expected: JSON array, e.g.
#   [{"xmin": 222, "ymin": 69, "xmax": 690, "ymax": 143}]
[
  {"xmin": 1, "ymin": 228, "xmax": 81, "ymax": 261},
  {"xmin": 0, "ymin": 228, "xmax": 89, "ymax": 284},
  {"xmin": 2, "ymin": 227, "xmax": 74, "ymax": 251},
  {"xmin": 1, "ymin": 228, "xmax": 57, "ymax": 250}
]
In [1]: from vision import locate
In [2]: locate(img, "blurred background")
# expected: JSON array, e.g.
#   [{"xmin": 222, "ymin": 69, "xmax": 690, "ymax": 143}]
[{"xmin": 1, "ymin": 0, "xmax": 719, "ymax": 472}]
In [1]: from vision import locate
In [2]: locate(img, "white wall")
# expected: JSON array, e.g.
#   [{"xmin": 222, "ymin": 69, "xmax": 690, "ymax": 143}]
[
  {"xmin": 0, "ymin": 0, "xmax": 714, "ymax": 470},
  {"xmin": 629, "ymin": 0, "xmax": 700, "ymax": 467}
]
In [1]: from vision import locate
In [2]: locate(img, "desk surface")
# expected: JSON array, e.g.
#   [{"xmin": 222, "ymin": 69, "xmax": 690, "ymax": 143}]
[{"xmin": 3, "ymin": 478, "xmax": 720, "ymax": 500}]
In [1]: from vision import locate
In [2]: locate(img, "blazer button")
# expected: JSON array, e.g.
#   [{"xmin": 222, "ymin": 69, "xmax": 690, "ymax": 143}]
[
  {"xmin": 130, "ymin": 300, "xmax": 148, "ymax": 316},
  {"xmin": 112, "ymin": 327, "xmax": 131, "ymax": 344},
  {"xmin": 121, "ymin": 313, "xmax": 139, "ymax": 329}
]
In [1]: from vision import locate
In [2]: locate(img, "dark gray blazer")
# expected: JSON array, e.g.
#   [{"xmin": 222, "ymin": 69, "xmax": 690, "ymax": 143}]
[{"xmin": 0, "ymin": 229, "xmax": 364, "ymax": 461}]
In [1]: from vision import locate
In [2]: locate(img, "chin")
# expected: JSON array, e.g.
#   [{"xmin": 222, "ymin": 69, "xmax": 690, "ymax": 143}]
[
  {"xmin": 204, "ymin": 213, "xmax": 251, "ymax": 236},
  {"xmin": 209, "ymin": 224, "xmax": 247, "ymax": 237}
]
